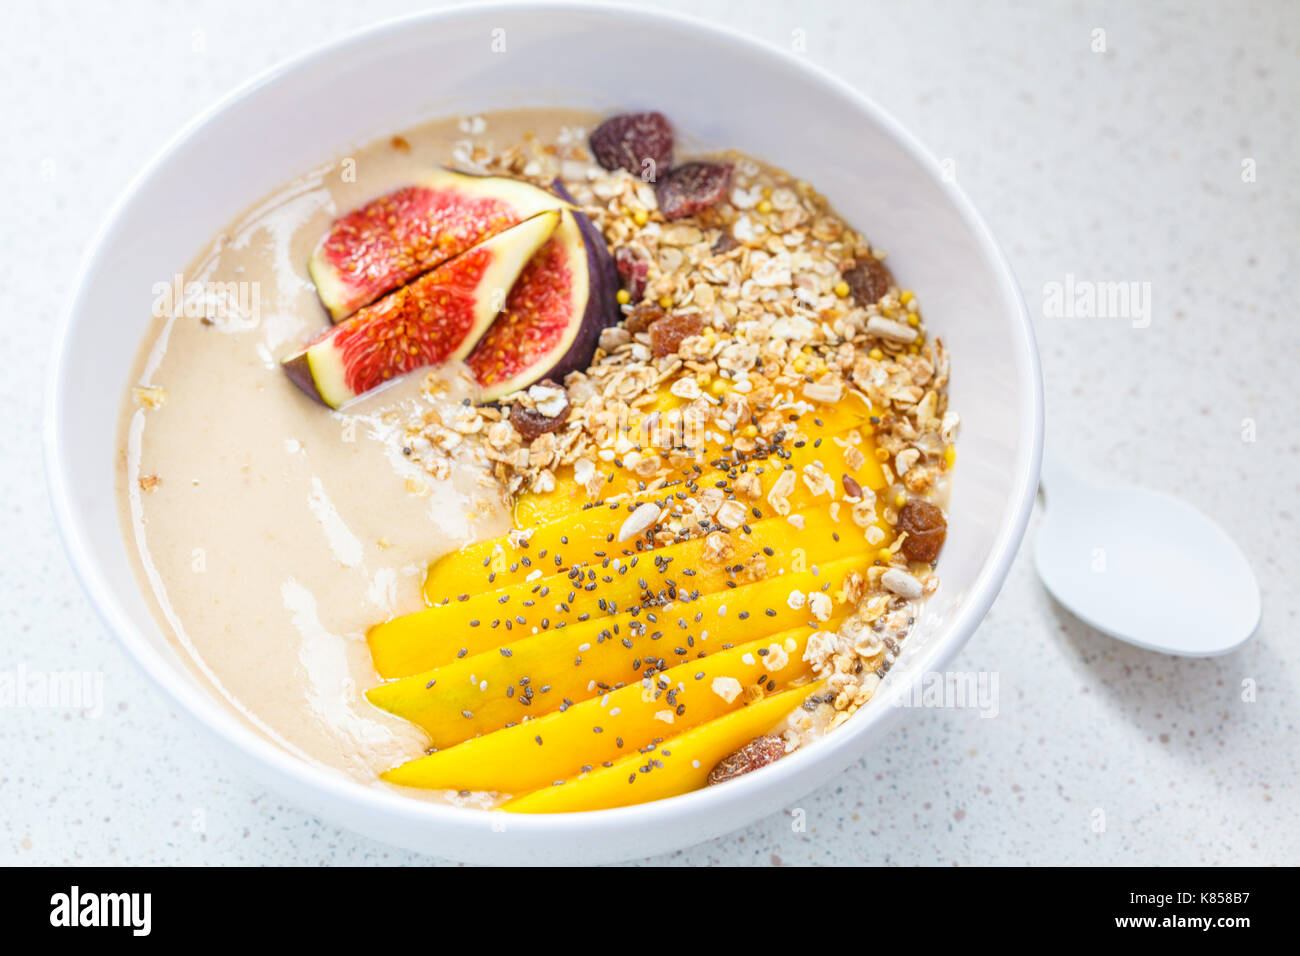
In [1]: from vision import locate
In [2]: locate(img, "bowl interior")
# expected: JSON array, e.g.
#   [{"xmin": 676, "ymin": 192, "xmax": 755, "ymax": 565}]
[{"xmin": 46, "ymin": 4, "xmax": 1040, "ymax": 863}]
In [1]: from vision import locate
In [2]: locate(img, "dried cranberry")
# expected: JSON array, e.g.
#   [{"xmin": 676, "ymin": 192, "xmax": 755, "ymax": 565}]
[
  {"xmin": 589, "ymin": 112, "xmax": 674, "ymax": 181},
  {"xmin": 649, "ymin": 313, "xmax": 703, "ymax": 357},
  {"xmin": 654, "ymin": 162, "xmax": 733, "ymax": 220},
  {"xmin": 707, "ymin": 735, "xmax": 786, "ymax": 786},
  {"xmin": 897, "ymin": 498, "xmax": 947, "ymax": 563},
  {"xmin": 614, "ymin": 246, "xmax": 649, "ymax": 301},
  {"xmin": 509, "ymin": 390, "xmax": 570, "ymax": 442},
  {"xmin": 843, "ymin": 257, "xmax": 893, "ymax": 306}
]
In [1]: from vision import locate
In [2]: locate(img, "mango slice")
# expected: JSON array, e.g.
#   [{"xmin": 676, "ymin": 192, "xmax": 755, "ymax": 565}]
[
  {"xmin": 425, "ymin": 416, "xmax": 886, "ymax": 594},
  {"xmin": 502, "ymin": 683, "xmax": 823, "ymax": 813},
  {"xmin": 373, "ymin": 507, "xmax": 875, "ymax": 679},
  {"xmin": 365, "ymin": 556, "xmax": 868, "ymax": 750},
  {"xmin": 380, "ymin": 621, "xmax": 833, "ymax": 794}
]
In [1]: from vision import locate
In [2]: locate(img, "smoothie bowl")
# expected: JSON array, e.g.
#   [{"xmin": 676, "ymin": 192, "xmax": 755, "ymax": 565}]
[{"xmin": 45, "ymin": 4, "xmax": 1041, "ymax": 863}]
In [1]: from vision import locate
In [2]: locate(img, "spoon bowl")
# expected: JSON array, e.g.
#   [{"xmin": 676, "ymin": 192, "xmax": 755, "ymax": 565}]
[{"xmin": 1035, "ymin": 455, "xmax": 1260, "ymax": 656}]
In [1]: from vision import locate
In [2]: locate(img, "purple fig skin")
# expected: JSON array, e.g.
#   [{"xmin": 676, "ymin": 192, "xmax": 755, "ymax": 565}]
[
  {"xmin": 539, "ymin": 181, "xmax": 619, "ymax": 385},
  {"xmin": 281, "ymin": 351, "xmax": 329, "ymax": 406}
]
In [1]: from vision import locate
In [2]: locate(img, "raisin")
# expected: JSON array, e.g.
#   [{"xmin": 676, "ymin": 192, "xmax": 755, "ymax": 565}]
[
  {"xmin": 843, "ymin": 257, "xmax": 893, "ymax": 306},
  {"xmin": 509, "ymin": 390, "xmax": 571, "ymax": 442},
  {"xmin": 654, "ymin": 162, "xmax": 733, "ymax": 220},
  {"xmin": 897, "ymin": 498, "xmax": 947, "ymax": 563},
  {"xmin": 614, "ymin": 246, "xmax": 649, "ymax": 301},
  {"xmin": 589, "ymin": 112, "xmax": 674, "ymax": 180},
  {"xmin": 706, "ymin": 734, "xmax": 786, "ymax": 786},
  {"xmin": 624, "ymin": 301, "xmax": 665, "ymax": 334},
  {"xmin": 711, "ymin": 231, "xmax": 739, "ymax": 255},
  {"xmin": 649, "ymin": 312, "xmax": 703, "ymax": 357}
]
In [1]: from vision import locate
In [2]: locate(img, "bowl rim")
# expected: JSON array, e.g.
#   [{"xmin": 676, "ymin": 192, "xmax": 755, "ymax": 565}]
[{"xmin": 43, "ymin": 0, "xmax": 1043, "ymax": 847}]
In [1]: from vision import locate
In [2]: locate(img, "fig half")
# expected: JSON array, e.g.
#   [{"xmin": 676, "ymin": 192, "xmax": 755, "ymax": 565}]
[
  {"xmin": 466, "ymin": 201, "xmax": 618, "ymax": 402},
  {"xmin": 284, "ymin": 211, "xmax": 559, "ymax": 408},
  {"xmin": 308, "ymin": 168, "xmax": 566, "ymax": 320}
]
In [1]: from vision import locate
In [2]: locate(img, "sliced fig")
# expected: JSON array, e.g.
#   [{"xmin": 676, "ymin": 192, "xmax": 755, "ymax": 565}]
[
  {"xmin": 283, "ymin": 211, "xmax": 559, "ymax": 408},
  {"xmin": 467, "ymin": 204, "xmax": 618, "ymax": 402},
  {"xmin": 308, "ymin": 168, "xmax": 566, "ymax": 320},
  {"xmin": 589, "ymin": 112, "xmax": 674, "ymax": 181},
  {"xmin": 654, "ymin": 162, "xmax": 733, "ymax": 220}
]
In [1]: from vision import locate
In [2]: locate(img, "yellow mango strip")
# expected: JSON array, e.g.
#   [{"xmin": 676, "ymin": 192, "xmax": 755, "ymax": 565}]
[
  {"xmin": 380, "ymin": 620, "xmax": 833, "ymax": 794},
  {"xmin": 502, "ymin": 683, "xmax": 823, "ymax": 813},
  {"xmin": 515, "ymin": 390, "xmax": 875, "ymax": 527},
  {"xmin": 373, "ymin": 508, "xmax": 860, "ymax": 679},
  {"xmin": 426, "ymin": 418, "xmax": 885, "ymax": 594},
  {"xmin": 366, "ymin": 557, "xmax": 868, "ymax": 750}
]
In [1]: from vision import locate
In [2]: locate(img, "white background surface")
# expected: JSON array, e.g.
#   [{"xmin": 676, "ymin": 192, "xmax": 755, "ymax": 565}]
[{"xmin": 3, "ymin": 0, "xmax": 1297, "ymax": 865}]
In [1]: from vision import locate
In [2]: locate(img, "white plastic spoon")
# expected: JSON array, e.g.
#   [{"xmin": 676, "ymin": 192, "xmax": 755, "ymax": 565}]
[{"xmin": 1034, "ymin": 453, "xmax": 1261, "ymax": 656}]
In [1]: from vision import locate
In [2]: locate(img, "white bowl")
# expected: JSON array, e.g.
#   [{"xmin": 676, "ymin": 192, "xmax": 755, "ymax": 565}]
[{"xmin": 44, "ymin": 2, "xmax": 1042, "ymax": 864}]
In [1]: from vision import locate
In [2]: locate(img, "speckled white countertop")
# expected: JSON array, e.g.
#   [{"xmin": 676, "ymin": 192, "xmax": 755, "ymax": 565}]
[{"xmin": 3, "ymin": 0, "xmax": 1297, "ymax": 866}]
